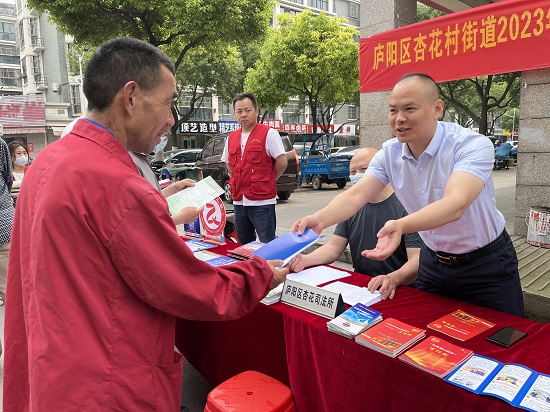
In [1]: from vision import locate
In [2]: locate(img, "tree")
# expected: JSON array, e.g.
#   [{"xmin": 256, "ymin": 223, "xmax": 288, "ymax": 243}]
[
  {"xmin": 29, "ymin": 0, "xmax": 272, "ymax": 72},
  {"xmin": 245, "ymin": 10, "xmax": 359, "ymax": 132},
  {"xmin": 174, "ymin": 42, "xmax": 244, "ymax": 126},
  {"xmin": 438, "ymin": 74, "xmax": 521, "ymax": 135}
]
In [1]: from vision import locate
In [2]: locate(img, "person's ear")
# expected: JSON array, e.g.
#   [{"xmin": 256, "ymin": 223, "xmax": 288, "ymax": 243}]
[
  {"xmin": 123, "ymin": 81, "xmax": 139, "ymax": 114},
  {"xmin": 434, "ymin": 99, "xmax": 444, "ymax": 119}
]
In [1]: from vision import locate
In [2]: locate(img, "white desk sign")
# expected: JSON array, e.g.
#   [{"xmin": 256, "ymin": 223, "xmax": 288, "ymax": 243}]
[{"xmin": 280, "ymin": 279, "xmax": 345, "ymax": 319}]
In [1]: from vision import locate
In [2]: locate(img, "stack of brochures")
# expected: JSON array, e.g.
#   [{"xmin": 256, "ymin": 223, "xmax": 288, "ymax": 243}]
[
  {"xmin": 184, "ymin": 239, "xmax": 216, "ymax": 253},
  {"xmin": 193, "ymin": 250, "xmax": 239, "ymax": 267},
  {"xmin": 399, "ymin": 336, "xmax": 474, "ymax": 378},
  {"xmin": 227, "ymin": 241, "xmax": 264, "ymax": 260},
  {"xmin": 355, "ymin": 318, "xmax": 426, "ymax": 358},
  {"xmin": 321, "ymin": 281, "xmax": 382, "ymax": 307},
  {"xmin": 327, "ymin": 303, "xmax": 382, "ymax": 339},
  {"xmin": 445, "ymin": 355, "xmax": 550, "ymax": 412},
  {"xmin": 427, "ymin": 309, "xmax": 495, "ymax": 341}
]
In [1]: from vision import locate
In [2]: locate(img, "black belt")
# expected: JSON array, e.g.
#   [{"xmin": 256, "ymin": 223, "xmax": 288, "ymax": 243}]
[{"xmin": 427, "ymin": 230, "xmax": 509, "ymax": 266}]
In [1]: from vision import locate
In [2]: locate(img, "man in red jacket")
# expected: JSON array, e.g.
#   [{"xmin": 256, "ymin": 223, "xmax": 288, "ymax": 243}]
[
  {"xmin": 221, "ymin": 93, "xmax": 288, "ymax": 244},
  {"xmin": 4, "ymin": 37, "xmax": 288, "ymax": 411}
]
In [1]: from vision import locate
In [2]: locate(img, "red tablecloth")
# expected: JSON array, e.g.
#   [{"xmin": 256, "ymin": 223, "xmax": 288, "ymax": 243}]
[{"xmin": 175, "ymin": 243, "xmax": 550, "ymax": 412}]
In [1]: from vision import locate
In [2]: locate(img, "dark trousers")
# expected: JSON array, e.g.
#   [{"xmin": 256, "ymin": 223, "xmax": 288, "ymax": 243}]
[
  {"xmin": 418, "ymin": 237, "xmax": 525, "ymax": 317},
  {"xmin": 233, "ymin": 204, "xmax": 276, "ymax": 244}
]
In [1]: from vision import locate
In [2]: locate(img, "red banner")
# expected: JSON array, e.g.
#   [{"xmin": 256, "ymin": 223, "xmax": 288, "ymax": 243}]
[
  {"xmin": 360, "ymin": 0, "xmax": 550, "ymax": 92},
  {"xmin": 0, "ymin": 95, "xmax": 46, "ymax": 128}
]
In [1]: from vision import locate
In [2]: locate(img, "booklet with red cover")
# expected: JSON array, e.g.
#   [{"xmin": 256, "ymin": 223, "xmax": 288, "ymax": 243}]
[
  {"xmin": 227, "ymin": 241, "xmax": 264, "ymax": 260},
  {"xmin": 427, "ymin": 309, "xmax": 495, "ymax": 341},
  {"xmin": 355, "ymin": 318, "xmax": 426, "ymax": 358},
  {"xmin": 399, "ymin": 336, "xmax": 474, "ymax": 378}
]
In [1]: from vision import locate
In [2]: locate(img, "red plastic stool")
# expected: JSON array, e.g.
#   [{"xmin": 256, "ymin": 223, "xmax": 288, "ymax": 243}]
[{"xmin": 204, "ymin": 371, "xmax": 296, "ymax": 412}]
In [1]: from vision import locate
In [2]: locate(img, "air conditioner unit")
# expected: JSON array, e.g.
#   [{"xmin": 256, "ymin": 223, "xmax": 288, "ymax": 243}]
[{"xmin": 51, "ymin": 82, "xmax": 60, "ymax": 93}]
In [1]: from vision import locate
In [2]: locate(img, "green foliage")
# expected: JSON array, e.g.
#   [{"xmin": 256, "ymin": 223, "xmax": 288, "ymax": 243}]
[
  {"xmin": 175, "ymin": 43, "xmax": 245, "ymax": 123},
  {"xmin": 245, "ymin": 10, "xmax": 359, "ymax": 130},
  {"xmin": 417, "ymin": 2, "xmax": 445, "ymax": 22},
  {"xmin": 438, "ymin": 74, "xmax": 520, "ymax": 135},
  {"xmin": 28, "ymin": 0, "xmax": 273, "ymax": 71}
]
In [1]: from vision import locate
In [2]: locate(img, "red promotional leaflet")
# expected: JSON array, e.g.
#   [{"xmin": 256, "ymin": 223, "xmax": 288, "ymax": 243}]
[
  {"xmin": 399, "ymin": 336, "xmax": 474, "ymax": 378},
  {"xmin": 227, "ymin": 241, "xmax": 264, "ymax": 260},
  {"xmin": 355, "ymin": 318, "xmax": 426, "ymax": 358},
  {"xmin": 427, "ymin": 309, "xmax": 495, "ymax": 341}
]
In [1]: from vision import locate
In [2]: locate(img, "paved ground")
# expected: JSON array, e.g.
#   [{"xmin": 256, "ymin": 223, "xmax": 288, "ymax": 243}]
[{"xmin": 0, "ymin": 166, "xmax": 522, "ymax": 411}]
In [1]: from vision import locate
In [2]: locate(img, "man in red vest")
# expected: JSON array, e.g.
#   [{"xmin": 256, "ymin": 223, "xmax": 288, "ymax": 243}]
[{"xmin": 222, "ymin": 93, "xmax": 288, "ymax": 244}]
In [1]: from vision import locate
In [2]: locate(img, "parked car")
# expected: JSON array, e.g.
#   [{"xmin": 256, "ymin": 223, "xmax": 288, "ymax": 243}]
[
  {"xmin": 196, "ymin": 131, "xmax": 300, "ymax": 203},
  {"xmin": 328, "ymin": 145, "xmax": 359, "ymax": 160},
  {"xmin": 165, "ymin": 149, "xmax": 202, "ymax": 165}
]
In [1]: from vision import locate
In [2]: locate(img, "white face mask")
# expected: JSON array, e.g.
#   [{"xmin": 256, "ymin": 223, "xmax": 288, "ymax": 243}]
[
  {"xmin": 14, "ymin": 156, "xmax": 28, "ymax": 167},
  {"xmin": 349, "ymin": 172, "xmax": 365, "ymax": 186},
  {"xmin": 153, "ymin": 135, "xmax": 168, "ymax": 153}
]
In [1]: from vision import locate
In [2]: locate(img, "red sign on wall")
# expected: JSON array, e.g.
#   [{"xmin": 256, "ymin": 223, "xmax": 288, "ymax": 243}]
[
  {"xmin": 0, "ymin": 95, "xmax": 46, "ymax": 128},
  {"xmin": 360, "ymin": 0, "xmax": 550, "ymax": 92},
  {"xmin": 262, "ymin": 119, "xmax": 282, "ymax": 129}
]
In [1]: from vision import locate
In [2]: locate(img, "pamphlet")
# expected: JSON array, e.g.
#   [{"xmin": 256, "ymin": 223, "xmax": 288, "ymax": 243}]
[
  {"xmin": 445, "ymin": 355, "xmax": 550, "ymax": 412},
  {"xmin": 252, "ymin": 228, "xmax": 321, "ymax": 267},
  {"xmin": 399, "ymin": 336, "xmax": 473, "ymax": 378},
  {"xmin": 327, "ymin": 303, "xmax": 382, "ymax": 339},
  {"xmin": 321, "ymin": 281, "xmax": 381, "ymax": 307},
  {"xmin": 355, "ymin": 318, "xmax": 426, "ymax": 358},
  {"xmin": 227, "ymin": 241, "xmax": 264, "ymax": 260},
  {"xmin": 185, "ymin": 239, "xmax": 216, "ymax": 253},
  {"xmin": 166, "ymin": 176, "xmax": 224, "ymax": 215},
  {"xmin": 428, "ymin": 309, "xmax": 495, "ymax": 341},
  {"xmin": 261, "ymin": 265, "xmax": 351, "ymax": 305},
  {"xmin": 193, "ymin": 250, "xmax": 239, "ymax": 267}
]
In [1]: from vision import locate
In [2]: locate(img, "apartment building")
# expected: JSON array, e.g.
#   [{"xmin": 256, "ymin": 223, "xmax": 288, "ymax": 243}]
[{"xmin": 0, "ymin": 0, "xmax": 76, "ymax": 154}]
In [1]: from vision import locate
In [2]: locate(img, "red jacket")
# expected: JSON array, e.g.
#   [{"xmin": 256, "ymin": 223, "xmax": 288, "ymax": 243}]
[
  {"xmin": 227, "ymin": 123, "xmax": 276, "ymax": 201},
  {"xmin": 4, "ymin": 120, "xmax": 273, "ymax": 411}
]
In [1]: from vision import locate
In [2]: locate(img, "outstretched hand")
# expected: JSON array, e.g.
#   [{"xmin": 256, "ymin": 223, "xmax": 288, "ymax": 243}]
[
  {"xmin": 172, "ymin": 205, "xmax": 204, "ymax": 226},
  {"xmin": 362, "ymin": 220, "xmax": 402, "ymax": 261},
  {"xmin": 290, "ymin": 215, "xmax": 323, "ymax": 235},
  {"xmin": 267, "ymin": 260, "xmax": 290, "ymax": 290}
]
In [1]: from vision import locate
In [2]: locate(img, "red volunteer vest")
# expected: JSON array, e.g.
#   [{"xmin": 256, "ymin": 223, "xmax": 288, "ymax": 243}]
[{"xmin": 227, "ymin": 123, "xmax": 276, "ymax": 201}]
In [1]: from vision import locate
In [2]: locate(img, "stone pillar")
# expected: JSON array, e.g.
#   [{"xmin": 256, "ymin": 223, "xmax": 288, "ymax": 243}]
[
  {"xmin": 514, "ymin": 69, "xmax": 550, "ymax": 236},
  {"xmin": 359, "ymin": 0, "xmax": 416, "ymax": 148}
]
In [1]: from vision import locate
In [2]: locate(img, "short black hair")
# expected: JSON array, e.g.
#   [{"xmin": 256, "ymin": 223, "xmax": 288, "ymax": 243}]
[
  {"xmin": 83, "ymin": 37, "xmax": 175, "ymax": 111},
  {"xmin": 232, "ymin": 92, "xmax": 257, "ymax": 110},
  {"xmin": 396, "ymin": 72, "xmax": 440, "ymax": 101}
]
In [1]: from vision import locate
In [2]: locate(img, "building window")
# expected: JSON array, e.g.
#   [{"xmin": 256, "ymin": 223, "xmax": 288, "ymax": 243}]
[
  {"xmin": 280, "ymin": 7, "xmax": 299, "ymax": 17},
  {"xmin": 0, "ymin": 68, "xmax": 21, "ymax": 87},
  {"xmin": 0, "ymin": 46, "xmax": 19, "ymax": 65},
  {"xmin": 29, "ymin": 17, "xmax": 38, "ymax": 37},
  {"xmin": 17, "ymin": 20, "xmax": 24, "ymax": 49},
  {"xmin": 180, "ymin": 95, "xmax": 213, "ymax": 121},
  {"xmin": 0, "ymin": 21, "xmax": 16, "ymax": 42},
  {"xmin": 282, "ymin": 101, "xmax": 305, "ymax": 124},
  {"xmin": 20, "ymin": 57, "xmax": 27, "ymax": 84},
  {"xmin": 0, "ymin": 4, "xmax": 15, "ymax": 15},
  {"xmin": 32, "ymin": 55, "xmax": 41, "ymax": 75},
  {"xmin": 69, "ymin": 84, "xmax": 82, "ymax": 114},
  {"xmin": 217, "ymin": 100, "xmax": 231, "ymax": 116},
  {"xmin": 347, "ymin": 105, "xmax": 357, "ymax": 121},
  {"xmin": 349, "ymin": 2, "xmax": 360, "ymax": 19},
  {"xmin": 287, "ymin": 0, "xmax": 303, "ymax": 4},
  {"xmin": 308, "ymin": 0, "xmax": 328, "ymax": 11}
]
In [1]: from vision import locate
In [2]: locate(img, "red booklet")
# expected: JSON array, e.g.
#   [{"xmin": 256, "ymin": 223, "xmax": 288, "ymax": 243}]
[
  {"xmin": 399, "ymin": 336, "xmax": 474, "ymax": 378},
  {"xmin": 355, "ymin": 318, "xmax": 426, "ymax": 358},
  {"xmin": 427, "ymin": 309, "xmax": 495, "ymax": 341}
]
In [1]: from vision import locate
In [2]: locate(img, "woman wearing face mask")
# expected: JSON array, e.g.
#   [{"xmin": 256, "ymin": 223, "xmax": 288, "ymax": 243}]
[{"xmin": 9, "ymin": 142, "xmax": 30, "ymax": 204}]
